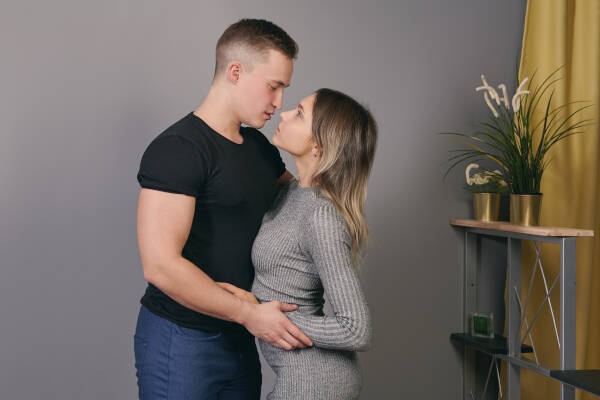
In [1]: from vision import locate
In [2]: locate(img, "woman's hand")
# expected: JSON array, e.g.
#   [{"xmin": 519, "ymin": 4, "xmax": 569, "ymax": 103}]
[{"xmin": 216, "ymin": 282, "xmax": 259, "ymax": 304}]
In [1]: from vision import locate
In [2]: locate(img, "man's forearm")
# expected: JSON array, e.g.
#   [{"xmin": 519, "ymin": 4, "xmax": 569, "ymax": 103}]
[
  {"xmin": 144, "ymin": 256, "xmax": 252, "ymax": 324},
  {"xmin": 143, "ymin": 255, "xmax": 313, "ymax": 349}
]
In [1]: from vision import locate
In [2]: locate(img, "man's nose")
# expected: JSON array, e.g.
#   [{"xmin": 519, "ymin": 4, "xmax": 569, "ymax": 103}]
[{"xmin": 273, "ymin": 90, "xmax": 283, "ymax": 110}]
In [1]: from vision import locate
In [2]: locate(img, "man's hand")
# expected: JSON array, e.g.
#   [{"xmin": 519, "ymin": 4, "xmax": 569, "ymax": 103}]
[
  {"xmin": 238, "ymin": 300, "xmax": 313, "ymax": 350},
  {"xmin": 216, "ymin": 282, "xmax": 259, "ymax": 304}
]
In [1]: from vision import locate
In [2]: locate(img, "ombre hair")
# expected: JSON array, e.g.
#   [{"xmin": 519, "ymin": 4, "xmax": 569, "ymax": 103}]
[{"xmin": 311, "ymin": 88, "xmax": 378, "ymax": 263}]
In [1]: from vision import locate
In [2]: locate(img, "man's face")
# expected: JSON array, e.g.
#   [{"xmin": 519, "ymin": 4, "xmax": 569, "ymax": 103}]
[{"xmin": 235, "ymin": 49, "xmax": 293, "ymax": 129}]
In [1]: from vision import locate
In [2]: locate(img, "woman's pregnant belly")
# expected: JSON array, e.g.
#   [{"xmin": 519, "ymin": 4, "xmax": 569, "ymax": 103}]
[{"xmin": 259, "ymin": 340, "xmax": 362, "ymax": 400}]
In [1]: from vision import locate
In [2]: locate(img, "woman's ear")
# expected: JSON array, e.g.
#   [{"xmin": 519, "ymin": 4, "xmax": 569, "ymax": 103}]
[{"xmin": 311, "ymin": 144, "xmax": 322, "ymax": 158}]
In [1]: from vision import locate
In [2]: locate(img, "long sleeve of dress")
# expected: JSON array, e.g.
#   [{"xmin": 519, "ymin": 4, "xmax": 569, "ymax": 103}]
[{"xmin": 287, "ymin": 204, "xmax": 372, "ymax": 351}]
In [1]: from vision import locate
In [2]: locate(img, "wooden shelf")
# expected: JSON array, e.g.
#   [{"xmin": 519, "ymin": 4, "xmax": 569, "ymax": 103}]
[{"xmin": 450, "ymin": 219, "xmax": 594, "ymax": 238}]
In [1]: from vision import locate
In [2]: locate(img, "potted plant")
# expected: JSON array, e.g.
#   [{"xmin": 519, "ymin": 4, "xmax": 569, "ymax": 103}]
[
  {"xmin": 443, "ymin": 67, "xmax": 593, "ymax": 226},
  {"xmin": 464, "ymin": 163, "xmax": 507, "ymax": 222}
]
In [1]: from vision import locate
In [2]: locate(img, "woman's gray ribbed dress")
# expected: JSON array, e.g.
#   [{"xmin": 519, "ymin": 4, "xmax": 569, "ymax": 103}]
[{"xmin": 251, "ymin": 180, "xmax": 372, "ymax": 400}]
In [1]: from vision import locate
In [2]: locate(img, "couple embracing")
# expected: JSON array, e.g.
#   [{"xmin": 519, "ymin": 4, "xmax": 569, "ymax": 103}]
[{"xmin": 134, "ymin": 18, "xmax": 377, "ymax": 400}]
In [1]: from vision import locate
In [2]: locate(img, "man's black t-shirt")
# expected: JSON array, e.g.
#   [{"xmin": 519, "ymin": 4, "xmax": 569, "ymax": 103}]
[{"xmin": 137, "ymin": 112, "xmax": 285, "ymax": 334}]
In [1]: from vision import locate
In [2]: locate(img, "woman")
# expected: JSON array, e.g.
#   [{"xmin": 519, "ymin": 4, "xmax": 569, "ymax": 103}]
[{"xmin": 220, "ymin": 88, "xmax": 377, "ymax": 399}]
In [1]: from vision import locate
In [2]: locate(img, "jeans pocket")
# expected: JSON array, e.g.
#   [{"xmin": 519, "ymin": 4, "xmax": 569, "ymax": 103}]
[{"xmin": 172, "ymin": 325, "xmax": 224, "ymax": 341}]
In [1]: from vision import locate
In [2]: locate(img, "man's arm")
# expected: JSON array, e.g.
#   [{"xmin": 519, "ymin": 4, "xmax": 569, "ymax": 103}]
[{"xmin": 137, "ymin": 188, "xmax": 312, "ymax": 350}]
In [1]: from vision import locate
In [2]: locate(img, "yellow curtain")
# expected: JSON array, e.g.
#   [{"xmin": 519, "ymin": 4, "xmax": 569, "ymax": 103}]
[{"xmin": 516, "ymin": 1, "xmax": 600, "ymax": 399}]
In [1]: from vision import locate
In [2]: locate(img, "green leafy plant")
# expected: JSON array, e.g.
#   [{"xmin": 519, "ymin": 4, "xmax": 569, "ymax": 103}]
[{"xmin": 443, "ymin": 67, "xmax": 594, "ymax": 194}]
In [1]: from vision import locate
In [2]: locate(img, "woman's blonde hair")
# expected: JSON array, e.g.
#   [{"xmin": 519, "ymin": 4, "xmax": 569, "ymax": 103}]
[{"xmin": 311, "ymin": 88, "xmax": 378, "ymax": 263}]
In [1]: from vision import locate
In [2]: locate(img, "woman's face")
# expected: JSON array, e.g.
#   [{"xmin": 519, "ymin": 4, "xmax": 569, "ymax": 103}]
[{"xmin": 272, "ymin": 93, "xmax": 317, "ymax": 157}]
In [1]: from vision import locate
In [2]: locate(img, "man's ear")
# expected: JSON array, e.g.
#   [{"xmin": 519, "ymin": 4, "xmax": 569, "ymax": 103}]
[{"xmin": 226, "ymin": 61, "xmax": 242, "ymax": 84}]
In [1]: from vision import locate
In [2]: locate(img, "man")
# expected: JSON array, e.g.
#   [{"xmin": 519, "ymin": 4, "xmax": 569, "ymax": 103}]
[{"xmin": 134, "ymin": 19, "xmax": 312, "ymax": 400}]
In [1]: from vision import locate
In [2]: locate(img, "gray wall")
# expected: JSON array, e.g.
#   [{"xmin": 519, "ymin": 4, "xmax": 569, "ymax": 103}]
[{"xmin": 0, "ymin": 1, "xmax": 524, "ymax": 398}]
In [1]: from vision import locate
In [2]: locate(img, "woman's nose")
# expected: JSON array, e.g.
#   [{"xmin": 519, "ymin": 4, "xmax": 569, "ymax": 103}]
[{"xmin": 280, "ymin": 109, "xmax": 292, "ymax": 121}]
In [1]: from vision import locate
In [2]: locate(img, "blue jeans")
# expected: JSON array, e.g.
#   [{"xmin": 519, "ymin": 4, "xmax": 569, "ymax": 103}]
[{"xmin": 134, "ymin": 306, "xmax": 261, "ymax": 400}]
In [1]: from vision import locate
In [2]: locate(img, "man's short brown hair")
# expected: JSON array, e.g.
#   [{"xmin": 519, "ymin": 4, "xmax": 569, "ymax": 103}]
[{"xmin": 215, "ymin": 19, "xmax": 298, "ymax": 76}]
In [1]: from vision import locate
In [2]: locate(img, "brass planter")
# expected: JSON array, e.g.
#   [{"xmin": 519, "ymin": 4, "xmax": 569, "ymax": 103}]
[
  {"xmin": 510, "ymin": 194, "xmax": 542, "ymax": 226},
  {"xmin": 473, "ymin": 193, "xmax": 501, "ymax": 222}
]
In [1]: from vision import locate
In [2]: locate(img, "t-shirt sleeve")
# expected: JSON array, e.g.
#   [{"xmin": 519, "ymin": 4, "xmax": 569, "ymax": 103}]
[
  {"xmin": 270, "ymin": 142, "xmax": 286, "ymax": 178},
  {"xmin": 137, "ymin": 135, "xmax": 208, "ymax": 196},
  {"xmin": 253, "ymin": 130, "xmax": 286, "ymax": 178}
]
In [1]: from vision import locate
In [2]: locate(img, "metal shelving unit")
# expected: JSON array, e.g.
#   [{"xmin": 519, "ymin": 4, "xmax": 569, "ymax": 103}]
[{"xmin": 450, "ymin": 219, "xmax": 598, "ymax": 400}]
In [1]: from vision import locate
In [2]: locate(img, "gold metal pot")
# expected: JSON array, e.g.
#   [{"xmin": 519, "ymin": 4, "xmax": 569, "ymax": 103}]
[
  {"xmin": 473, "ymin": 193, "xmax": 501, "ymax": 222},
  {"xmin": 510, "ymin": 194, "xmax": 542, "ymax": 226}
]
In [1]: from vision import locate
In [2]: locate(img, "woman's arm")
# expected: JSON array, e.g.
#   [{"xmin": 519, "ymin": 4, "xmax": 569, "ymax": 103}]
[{"xmin": 287, "ymin": 204, "xmax": 372, "ymax": 351}]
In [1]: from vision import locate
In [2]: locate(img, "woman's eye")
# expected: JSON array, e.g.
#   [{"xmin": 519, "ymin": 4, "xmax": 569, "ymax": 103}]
[
  {"xmin": 268, "ymin": 84, "xmax": 276, "ymax": 91},
  {"xmin": 296, "ymin": 109, "xmax": 302, "ymax": 117}
]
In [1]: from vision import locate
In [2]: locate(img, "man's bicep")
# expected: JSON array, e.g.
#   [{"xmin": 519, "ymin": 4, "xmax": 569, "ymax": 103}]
[{"xmin": 137, "ymin": 188, "xmax": 196, "ymax": 268}]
